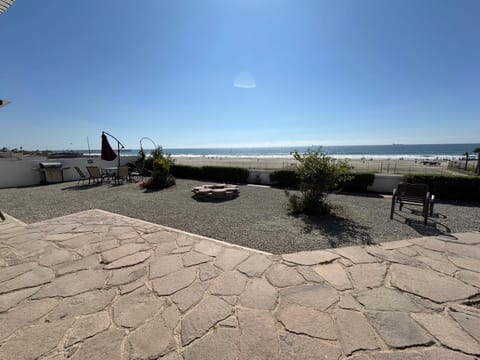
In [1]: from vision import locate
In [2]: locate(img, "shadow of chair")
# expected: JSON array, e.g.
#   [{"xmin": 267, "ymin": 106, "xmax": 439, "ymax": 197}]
[{"xmin": 393, "ymin": 207, "xmax": 451, "ymax": 236}]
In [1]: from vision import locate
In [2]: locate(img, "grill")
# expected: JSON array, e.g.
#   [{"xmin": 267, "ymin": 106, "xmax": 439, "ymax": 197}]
[{"xmin": 38, "ymin": 162, "xmax": 65, "ymax": 184}]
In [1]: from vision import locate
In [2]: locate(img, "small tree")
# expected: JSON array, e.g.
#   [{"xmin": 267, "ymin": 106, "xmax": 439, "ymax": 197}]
[
  {"xmin": 143, "ymin": 146, "xmax": 174, "ymax": 172},
  {"xmin": 151, "ymin": 157, "xmax": 175, "ymax": 188},
  {"xmin": 288, "ymin": 148, "xmax": 352, "ymax": 214},
  {"xmin": 139, "ymin": 146, "xmax": 176, "ymax": 190},
  {"xmin": 474, "ymin": 147, "xmax": 480, "ymax": 175}
]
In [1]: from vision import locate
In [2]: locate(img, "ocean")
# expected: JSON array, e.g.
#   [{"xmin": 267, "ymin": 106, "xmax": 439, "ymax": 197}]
[{"xmin": 83, "ymin": 143, "xmax": 480, "ymax": 160}]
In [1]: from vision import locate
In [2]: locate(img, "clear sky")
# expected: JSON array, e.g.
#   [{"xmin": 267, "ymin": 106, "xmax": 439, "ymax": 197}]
[{"xmin": 1, "ymin": 0, "xmax": 479, "ymax": 150}]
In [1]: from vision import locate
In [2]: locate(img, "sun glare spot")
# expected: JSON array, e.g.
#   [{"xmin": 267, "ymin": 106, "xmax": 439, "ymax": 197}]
[{"xmin": 233, "ymin": 71, "xmax": 256, "ymax": 89}]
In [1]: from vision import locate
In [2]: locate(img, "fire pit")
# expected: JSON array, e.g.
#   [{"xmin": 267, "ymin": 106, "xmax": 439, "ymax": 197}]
[{"xmin": 192, "ymin": 184, "xmax": 240, "ymax": 200}]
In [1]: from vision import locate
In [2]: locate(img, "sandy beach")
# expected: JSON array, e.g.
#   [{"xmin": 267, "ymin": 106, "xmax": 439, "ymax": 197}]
[{"xmin": 173, "ymin": 156, "xmax": 455, "ymax": 175}]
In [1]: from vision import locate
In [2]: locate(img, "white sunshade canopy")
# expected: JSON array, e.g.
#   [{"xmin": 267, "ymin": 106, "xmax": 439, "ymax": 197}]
[{"xmin": 0, "ymin": 0, "xmax": 15, "ymax": 15}]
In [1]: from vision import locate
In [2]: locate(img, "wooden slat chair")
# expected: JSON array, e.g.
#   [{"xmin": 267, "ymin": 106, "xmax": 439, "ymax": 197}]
[
  {"xmin": 74, "ymin": 166, "xmax": 87, "ymax": 185},
  {"xmin": 115, "ymin": 165, "xmax": 129, "ymax": 184},
  {"xmin": 390, "ymin": 183, "xmax": 435, "ymax": 225},
  {"xmin": 86, "ymin": 166, "xmax": 105, "ymax": 185}
]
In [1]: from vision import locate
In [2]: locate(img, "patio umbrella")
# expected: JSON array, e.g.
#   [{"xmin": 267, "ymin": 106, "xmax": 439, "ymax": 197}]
[
  {"xmin": 0, "ymin": 0, "xmax": 16, "ymax": 15},
  {"xmin": 101, "ymin": 133, "xmax": 117, "ymax": 162},
  {"xmin": 0, "ymin": 100, "xmax": 11, "ymax": 108}
]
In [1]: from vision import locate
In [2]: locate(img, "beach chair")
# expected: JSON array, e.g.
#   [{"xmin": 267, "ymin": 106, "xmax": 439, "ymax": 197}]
[
  {"xmin": 390, "ymin": 183, "xmax": 434, "ymax": 225},
  {"xmin": 74, "ymin": 166, "xmax": 87, "ymax": 185},
  {"xmin": 115, "ymin": 165, "xmax": 129, "ymax": 184},
  {"xmin": 126, "ymin": 163, "xmax": 141, "ymax": 182},
  {"xmin": 86, "ymin": 166, "xmax": 105, "ymax": 185}
]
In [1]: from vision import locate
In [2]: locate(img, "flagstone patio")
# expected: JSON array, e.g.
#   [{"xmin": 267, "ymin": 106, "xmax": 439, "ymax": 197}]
[{"xmin": 0, "ymin": 209, "xmax": 479, "ymax": 360}]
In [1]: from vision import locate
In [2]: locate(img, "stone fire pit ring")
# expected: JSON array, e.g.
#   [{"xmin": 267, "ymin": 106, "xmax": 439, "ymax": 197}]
[{"xmin": 192, "ymin": 184, "xmax": 240, "ymax": 200}]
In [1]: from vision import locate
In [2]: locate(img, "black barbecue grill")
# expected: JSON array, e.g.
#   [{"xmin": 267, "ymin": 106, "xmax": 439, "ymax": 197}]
[{"xmin": 37, "ymin": 162, "xmax": 67, "ymax": 184}]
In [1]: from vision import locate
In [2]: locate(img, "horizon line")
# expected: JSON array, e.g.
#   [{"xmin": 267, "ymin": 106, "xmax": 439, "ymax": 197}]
[{"xmin": 8, "ymin": 141, "xmax": 480, "ymax": 152}]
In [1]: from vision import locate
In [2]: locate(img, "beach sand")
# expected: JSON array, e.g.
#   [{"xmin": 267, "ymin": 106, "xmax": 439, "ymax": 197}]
[{"xmin": 172, "ymin": 156, "xmax": 454, "ymax": 175}]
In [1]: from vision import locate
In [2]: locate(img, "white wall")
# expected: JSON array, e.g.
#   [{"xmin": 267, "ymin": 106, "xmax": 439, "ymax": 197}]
[
  {"xmin": 0, "ymin": 156, "xmax": 138, "ymax": 188},
  {"xmin": 1, "ymin": 158, "xmax": 403, "ymax": 194},
  {"xmin": 247, "ymin": 170, "xmax": 271, "ymax": 185}
]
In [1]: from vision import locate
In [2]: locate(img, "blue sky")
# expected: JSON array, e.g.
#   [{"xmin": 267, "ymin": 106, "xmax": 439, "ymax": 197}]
[{"xmin": 0, "ymin": 0, "xmax": 479, "ymax": 150}]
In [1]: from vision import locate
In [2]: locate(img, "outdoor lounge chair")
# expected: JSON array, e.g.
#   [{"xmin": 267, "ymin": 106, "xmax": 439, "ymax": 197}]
[
  {"xmin": 86, "ymin": 166, "xmax": 105, "ymax": 185},
  {"xmin": 125, "ymin": 163, "xmax": 142, "ymax": 182},
  {"xmin": 74, "ymin": 166, "xmax": 87, "ymax": 185},
  {"xmin": 390, "ymin": 183, "xmax": 435, "ymax": 225},
  {"xmin": 115, "ymin": 165, "xmax": 129, "ymax": 184}
]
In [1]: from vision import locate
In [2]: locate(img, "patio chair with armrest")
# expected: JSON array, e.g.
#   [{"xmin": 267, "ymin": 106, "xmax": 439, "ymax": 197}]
[
  {"xmin": 86, "ymin": 166, "xmax": 106, "ymax": 185},
  {"xmin": 126, "ymin": 163, "xmax": 142, "ymax": 182},
  {"xmin": 115, "ymin": 165, "xmax": 129, "ymax": 184},
  {"xmin": 74, "ymin": 166, "xmax": 87, "ymax": 185},
  {"xmin": 390, "ymin": 183, "xmax": 435, "ymax": 225}
]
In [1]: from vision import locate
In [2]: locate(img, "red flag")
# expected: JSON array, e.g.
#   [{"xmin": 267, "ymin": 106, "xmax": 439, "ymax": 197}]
[{"xmin": 101, "ymin": 133, "xmax": 117, "ymax": 161}]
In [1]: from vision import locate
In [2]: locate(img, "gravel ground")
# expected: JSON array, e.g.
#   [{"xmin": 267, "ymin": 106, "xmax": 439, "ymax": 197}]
[{"xmin": 1, "ymin": 179, "xmax": 479, "ymax": 254}]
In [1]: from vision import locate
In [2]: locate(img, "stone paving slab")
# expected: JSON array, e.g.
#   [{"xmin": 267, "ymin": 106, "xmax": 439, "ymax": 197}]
[{"xmin": 0, "ymin": 209, "xmax": 479, "ymax": 359}]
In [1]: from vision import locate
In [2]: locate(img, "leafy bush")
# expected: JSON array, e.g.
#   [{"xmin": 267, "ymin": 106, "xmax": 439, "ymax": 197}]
[
  {"xmin": 143, "ymin": 146, "xmax": 174, "ymax": 173},
  {"xmin": 270, "ymin": 170, "xmax": 299, "ymax": 188},
  {"xmin": 151, "ymin": 157, "xmax": 175, "ymax": 188},
  {"xmin": 170, "ymin": 164, "xmax": 249, "ymax": 183},
  {"xmin": 287, "ymin": 148, "xmax": 352, "ymax": 214},
  {"xmin": 271, "ymin": 170, "xmax": 375, "ymax": 193},
  {"xmin": 403, "ymin": 174, "xmax": 480, "ymax": 201},
  {"xmin": 139, "ymin": 146, "xmax": 175, "ymax": 190},
  {"xmin": 341, "ymin": 173, "xmax": 375, "ymax": 193},
  {"xmin": 171, "ymin": 164, "xmax": 204, "ymax": 179}
]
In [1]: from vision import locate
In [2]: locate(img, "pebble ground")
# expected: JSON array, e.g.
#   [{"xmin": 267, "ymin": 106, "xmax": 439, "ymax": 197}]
[{"xmin": 0, "ymin": 179, "xmax": 479, "ymax": 254}]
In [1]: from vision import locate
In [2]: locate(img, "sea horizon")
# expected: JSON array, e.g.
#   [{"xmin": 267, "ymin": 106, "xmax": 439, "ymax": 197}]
[{"xmin": 67, "ymin": 143, "xmax": 480, "ymax": 160}]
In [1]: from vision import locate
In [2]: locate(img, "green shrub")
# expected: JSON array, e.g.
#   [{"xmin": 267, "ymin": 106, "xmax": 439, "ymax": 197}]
[
  {"xmin": 403, "ymin": 174, "xmax": 480, "ymax": 201},
  {"xmin": 171, "ymin": 164, "xmax": 204, "ymax": 179},
  {"xmin": 143, "ymin": 146, "xmax": 174, "ymax": 173},
  {"xmin": 341, "ymin": 173, "xmax": 375, "ymax": 193},
  {"xmin": 270, "ymin": 170, "xmax": 299, "ymax": 188},
  {"xmin": 170, "ymin": 164, "xmax": 249, "ymax": 183},
  {"xmin": 151, "ymin": 157, "xmax": 175, "ymax": 188},
  {"xmin": 139, "ymin": 146, "xmax": 176, "ymax": 190},
  {"xmin": 287, "ymin": 148, "xmax": 352, "ymax": 214},
  {"xmin": 202, "ymin": 166, "xmax": 249, "ymax": 183}
]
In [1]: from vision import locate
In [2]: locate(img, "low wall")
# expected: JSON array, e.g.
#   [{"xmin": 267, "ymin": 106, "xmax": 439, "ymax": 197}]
[
  {"xmin": 367, "ymin": 174, "xmax": 402, "ymax": 194},
  {"xmin": 253, "ymin": 171, "xmax": 402, "ymax": 193},
  {"xmin": 247, "ymin": 170, "xmax": 272, "ymax": 185},
  {"xmin": 1, "ymin": 159, "xmax": 404, "ymax": 194},
  {"xmin": 0, "ymin": 156, "xmax": 137, "ymax": 188}
]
